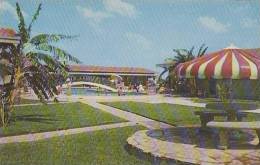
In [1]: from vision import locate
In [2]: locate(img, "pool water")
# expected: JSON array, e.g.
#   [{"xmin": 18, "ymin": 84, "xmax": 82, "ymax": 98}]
[{"xmin": 62, "ymin": 88, "xmax": 144, "ymax": 96}]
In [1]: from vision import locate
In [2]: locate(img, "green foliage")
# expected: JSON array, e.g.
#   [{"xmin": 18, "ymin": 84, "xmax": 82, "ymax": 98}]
[
  {"xmin": 197, "ymin": 44, "xmax": 208, "ymax": 57},
  {"xmin": 27, "ymin": 3, "xmax": 42, "ymax": 35},
  {"xmin": 173, "ymin": 44, "xmax": 208, "ymax": 64},
  {"xmin": 216, "ymin": 82, "xmax": 230, "ymax": 103},
  {"xmin": 0, "ymin": 3, "xmax": 80, "ymax": 127},
  {"xmin": 15, "ymin": 2, "xmax": 80, "ymax": 100},
  {"xmin": 30, "ymin": 34, "xmax": 77, "ymax": 45},
  {"xmin": 16, "ymin": 3, "xmax": 29, "ymax": 43}
]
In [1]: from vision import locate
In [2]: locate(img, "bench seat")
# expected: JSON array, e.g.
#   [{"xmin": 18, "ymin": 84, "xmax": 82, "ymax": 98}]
[
  {"xmin": 207, "ymin": 121, "xmax": 260, "ymax": 129},
  {"xmin": 207, "ymin": 121, "xmax": 260, "ymax": 150},
  {"xmin": 194, "ymin": 111, "xmax": 247, "ymax": 129}
]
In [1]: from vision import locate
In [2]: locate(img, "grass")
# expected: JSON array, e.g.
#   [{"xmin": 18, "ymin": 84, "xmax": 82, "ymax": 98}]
[
  {"xmin": 102, "ymin": 101, "xmax": 260, "ymax": 125},
  {"xmin": 0, "ymin": 102, "xmax": 126, "ymax": 136},
  {"xmin": 101, "ymin": 102, "xmax": 205, "ymax": 126},
  {"xmin": 0, "ymin": 126, "xmax": 175, "ymax": 165}
]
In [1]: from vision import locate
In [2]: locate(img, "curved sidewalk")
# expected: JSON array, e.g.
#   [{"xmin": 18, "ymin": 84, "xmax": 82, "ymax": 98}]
[{"xmin": 127, "ymin": 129, "xmax": 260, "ymax": 165}]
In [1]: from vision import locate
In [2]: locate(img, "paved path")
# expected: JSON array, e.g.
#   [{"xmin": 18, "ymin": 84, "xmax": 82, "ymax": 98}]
[
  {"xmin": 24, "ymin": 93, "xmax": 206, "ymax": 108},
  {"xmin": 14, "ymin": 101, "xmax": 71, "ymax": 107},
  {"xmin": 0, "ymin": 122, "xmax": 136, "ymax": 144},
  {"xmin": 83, "ymin": 101, "xmax": 173, "ymax": 130},
  {"xmin": 71, "ymin": 95, "xmax": 206, "ymax": 107}
]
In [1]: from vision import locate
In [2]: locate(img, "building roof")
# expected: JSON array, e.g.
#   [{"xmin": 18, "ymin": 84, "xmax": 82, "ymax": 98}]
[
  {"xmin": 0, "ymin": 28, "xmax": 20, "ymax": 45},
  {"xmin": 68, "ymin": 65, "xmax": 155, "ymax": 75}
]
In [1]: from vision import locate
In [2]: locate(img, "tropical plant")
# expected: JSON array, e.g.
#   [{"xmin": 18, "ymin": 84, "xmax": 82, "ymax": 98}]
[
  {"xmin": 0, "ymin": 3, "xmax": 80, "ymax": 127},
  {"xmin": 173, "ymin": 44, "xmax": 208, "ymax": 64},
  {"xmin": 170, "ymin": 44, "xmax": 208, "ymax": 96}
]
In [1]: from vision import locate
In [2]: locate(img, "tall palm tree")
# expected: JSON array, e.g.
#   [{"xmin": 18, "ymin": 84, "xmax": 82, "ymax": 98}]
[{"xmin": 0, "ymin": 3, "xmax": 80, "ymax": 126}]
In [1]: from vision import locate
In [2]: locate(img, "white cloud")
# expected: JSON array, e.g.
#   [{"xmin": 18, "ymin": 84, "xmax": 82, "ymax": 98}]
[
  {"xmin": 76, "ymin": 6, "xmax": 111, "ymax": 24},
  {"xmin": 198, "ymin": 16, "xmax": 230, "ymax": 33},
  {"xmin": 77, "ymin": 0, "xmax": 138, "ymax": 26},
  {"xmin": 125, "ymin": 32, "xmax": 151, "ymax": 49},
  {"xmin": 241, "ymin": 18, "xmax": 259, "ymax": 28},
  {"xmin": 103, "ymin": 0, "xmax": 137, "ymax": 17},
  {"xmin": 0, "ymin": 1, "xmax": 27, "ymax": 20}
]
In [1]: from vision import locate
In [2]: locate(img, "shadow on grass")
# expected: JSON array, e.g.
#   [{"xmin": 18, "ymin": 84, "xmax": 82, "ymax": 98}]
[
  {"xmin": 11, "ymin": 114, "xmax": 61, "ymax": 124},
  {"xmin": 146, "ymin": 126, "xmax": 257, "ymax": 150}
]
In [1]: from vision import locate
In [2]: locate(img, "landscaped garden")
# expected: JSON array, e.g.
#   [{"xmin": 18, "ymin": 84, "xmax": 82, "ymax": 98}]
[
  {"xmin": 1, "ymin": 102, "xmax": 126, "ymax": 136},
  {"xmin": 101, "ymin": 101, "xmax": 260, "ymax": 125},
  {"xmin": 0, "ymin": 126, "xmax": 167, "ymax": 165}
]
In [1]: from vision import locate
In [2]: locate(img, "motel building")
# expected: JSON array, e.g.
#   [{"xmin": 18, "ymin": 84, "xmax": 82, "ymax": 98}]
[{"xmin": 67, "ymin": 65, "xmax": 157, "ymax": 91}]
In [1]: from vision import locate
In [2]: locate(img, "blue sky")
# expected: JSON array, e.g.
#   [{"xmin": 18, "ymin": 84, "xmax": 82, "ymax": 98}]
[{"xmin": 0, "ymin": 0, "xmax": 260, "ymax": 74}]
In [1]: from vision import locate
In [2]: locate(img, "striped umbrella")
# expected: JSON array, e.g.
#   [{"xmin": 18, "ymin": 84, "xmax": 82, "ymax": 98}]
[{"xmin": 175, "ymin": 47, "xmax": 260, "ymax": 79}]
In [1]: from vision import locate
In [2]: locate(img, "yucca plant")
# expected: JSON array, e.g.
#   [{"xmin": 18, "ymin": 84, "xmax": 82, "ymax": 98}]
[{"xmin": 0, "ymin": 3, "xmax": 80, "ymax": 127}]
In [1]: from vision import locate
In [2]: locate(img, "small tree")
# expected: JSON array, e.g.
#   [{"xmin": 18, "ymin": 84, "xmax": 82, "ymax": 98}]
[{"xmin": 0, "ymin": 3, "xmax": 80, "ymax": 127}]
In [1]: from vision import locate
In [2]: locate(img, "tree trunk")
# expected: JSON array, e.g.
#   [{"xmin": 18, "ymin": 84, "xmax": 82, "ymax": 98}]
[{"xmin": 1, "ymin": 67, "xmax": 22, "ymax": 126}]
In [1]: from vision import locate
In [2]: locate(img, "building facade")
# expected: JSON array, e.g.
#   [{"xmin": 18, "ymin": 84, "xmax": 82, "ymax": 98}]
[{"xmin": 67, "ymin": 65, "xmax": 156, "ymax": 89}]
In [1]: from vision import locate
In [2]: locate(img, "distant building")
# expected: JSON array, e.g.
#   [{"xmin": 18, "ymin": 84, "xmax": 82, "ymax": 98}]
[{"xmin": 67, "ymin": 65, "xmax": 156, "ymax": 88}]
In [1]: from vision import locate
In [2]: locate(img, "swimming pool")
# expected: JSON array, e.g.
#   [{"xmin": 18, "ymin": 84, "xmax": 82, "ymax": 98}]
[{"xmin": 62, "ymin": 87, "xmax": 145, "ymax": 96}]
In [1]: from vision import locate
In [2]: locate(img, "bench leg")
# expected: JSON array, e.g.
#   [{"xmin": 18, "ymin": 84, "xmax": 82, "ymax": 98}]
[
  {"xmin": 256, "ymin": 130, "xmax": 260, "ymax": 146},
  {"xmin": 218, "ymin": 129, "xmax": 229, "ymax": 150},
  {"xmin": 200, "ymin": 115, "xmax": 214, "ymax": 130}
]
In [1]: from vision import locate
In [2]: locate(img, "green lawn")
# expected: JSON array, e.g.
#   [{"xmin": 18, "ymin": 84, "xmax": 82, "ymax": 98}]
[
  {"xmin": 1, "ymin": 103, "xmax": 126, "ymax": 136},
  {"xmin": 0, "ymin": 126, "xmax": 173, "ymax": 165},
  {"xmin": 102, "ymin": 102, "xmax": 205, "ymax": 126},
  {"xmin": 102, "ymin": 101, "xmax": 260, "ymax": 125}
]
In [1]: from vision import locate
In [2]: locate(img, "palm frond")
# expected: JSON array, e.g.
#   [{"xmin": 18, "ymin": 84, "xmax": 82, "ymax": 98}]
[
  {"xmin": 35, "ymin": 43, "xmax": 81, "ymax": 63},
  {"xmin": 197, "ymin": 44, "xmax": 205, "ymax": 56},
  {"xmin": 16, "ymin": 3, "xmax": 29, "ymax": 43},
  {"xmin": 197, "ymin": 44, "xmax": 208, "ymax": 57},
  {"xmin": 30, "ymin": 34, "xmax": 77, "ymax": 45},
  {"xmin": 198, "ymin": 46, "xmax": 208, "ymax": 57},
  {"xmin": 28, "ymin": 3, "xmax": 42, "ymax": 36}
]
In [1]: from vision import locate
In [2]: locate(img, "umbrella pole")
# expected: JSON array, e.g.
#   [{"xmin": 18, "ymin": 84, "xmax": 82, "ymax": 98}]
[
  {"xmin": 227, "ymin": 78, "xmax": 236, "ymax": 121},
  {"xmin": 229, "ymin": 79, "xmax": 233, "ymax": 103}
]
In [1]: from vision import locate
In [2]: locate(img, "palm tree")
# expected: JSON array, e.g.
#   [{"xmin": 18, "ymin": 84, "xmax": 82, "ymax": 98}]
[
  {"xmin": 173, "ymin": 44, "xmax": 208, "ymax": 64},
  {"xmin": 171, "ymin": 44, "xmax": 208, "ymax": 96},
  {"xmin": 0, "ymin": 3, "xmax": 80, "ymax": 126}
]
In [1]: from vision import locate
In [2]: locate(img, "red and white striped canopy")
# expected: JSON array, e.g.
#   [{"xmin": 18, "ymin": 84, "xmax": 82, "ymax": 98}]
[{"xmin": 175, "ymin": 47, "xmax": 260, "ymax": 79}]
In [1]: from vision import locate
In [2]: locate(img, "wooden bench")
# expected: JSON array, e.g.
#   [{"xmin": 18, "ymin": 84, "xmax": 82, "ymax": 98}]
[
  {"xmin": 207, "ymin": 121, "xmax": 260, "ymax": 149},
  {"xmin": 194, "ymin": 111, "xmax": 247, "ymax": 129}
]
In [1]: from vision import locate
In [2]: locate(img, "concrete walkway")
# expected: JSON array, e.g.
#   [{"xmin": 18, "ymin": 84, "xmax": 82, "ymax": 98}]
[
  {"xmin": 127, "ymin": 129, "xmax": 260, "ymax": 165},
  {"xmin": 70, "ymin": 95, "xmax": 206, "ymax": 107},
  {"xmin": 0, "ymin": 122, "xmax": 136, "ymax": 144},
  {"xmin": 14, "ymin": 101, "xmax": 71, "ymax": 107},
  {"xmin": 83, "ymin": 101, "xmax": 173, "ymax": 130}
]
